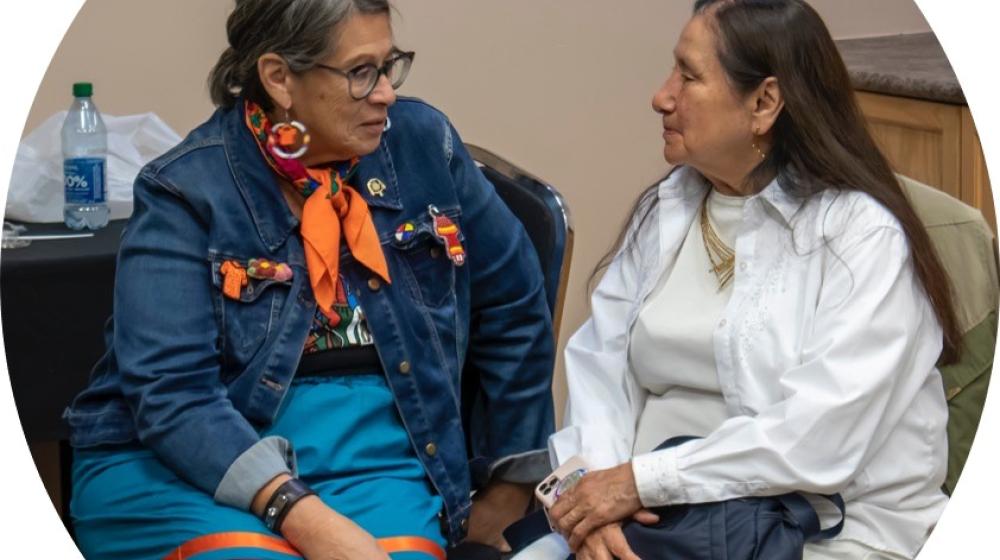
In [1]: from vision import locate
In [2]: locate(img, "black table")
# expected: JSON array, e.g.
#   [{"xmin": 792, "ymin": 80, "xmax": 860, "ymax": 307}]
[{"xmin": 1, "ymin": 220, "xmax": 126, "ymax": 441}]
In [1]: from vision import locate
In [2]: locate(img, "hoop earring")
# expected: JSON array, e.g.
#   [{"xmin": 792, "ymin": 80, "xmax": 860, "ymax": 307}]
[{"xmin": 269, "ymin": 109, "xmax": 311, "ymax": 159}]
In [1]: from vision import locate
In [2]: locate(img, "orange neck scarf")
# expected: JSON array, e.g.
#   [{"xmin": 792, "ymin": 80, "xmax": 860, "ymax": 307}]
[{"xmin": 244, "ymin": 100, "xmax": 390, "ymax": 320}]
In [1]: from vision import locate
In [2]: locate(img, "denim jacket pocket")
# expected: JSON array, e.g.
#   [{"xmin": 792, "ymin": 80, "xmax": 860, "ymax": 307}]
[
  {"xmin": 209, "ymin": 253, "xmax": 294, "ymax": 367},
  {"xmin": 389, "ymin": 206, "xmax": 462, "ymax": 308}
]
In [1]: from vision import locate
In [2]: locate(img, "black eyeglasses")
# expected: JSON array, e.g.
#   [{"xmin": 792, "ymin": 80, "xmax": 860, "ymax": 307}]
[{"xmin": 315, "ymin": 51, "xmax": 415, "ymax": 100}]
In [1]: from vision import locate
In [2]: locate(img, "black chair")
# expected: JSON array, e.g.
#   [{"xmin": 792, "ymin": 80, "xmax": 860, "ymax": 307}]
[
  {"xmin": 466, "ymin": 144, "xmax": 573, "ymax": 339},
  {"xmin": 459, "ymin": 145, "xmax": 572, "ymax": 513},
  {"xmin": 448, "ymin": 146, "xmax": 571, "ymax": 560}
]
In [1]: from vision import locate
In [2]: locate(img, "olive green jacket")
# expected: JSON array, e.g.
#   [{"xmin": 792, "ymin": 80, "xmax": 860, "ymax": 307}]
[{"xmin": 899, "ymin": 175, "xmax": 998, "ymax": 494}]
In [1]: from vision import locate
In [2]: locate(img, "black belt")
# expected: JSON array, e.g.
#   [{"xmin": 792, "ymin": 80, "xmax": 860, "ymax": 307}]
[{"xmin": 295, "ymin": 345, "xmax": 383, "ymax": 377}]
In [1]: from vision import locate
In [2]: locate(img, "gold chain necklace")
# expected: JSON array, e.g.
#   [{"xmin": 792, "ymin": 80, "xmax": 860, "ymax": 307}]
[{"xmin": 700, "ymin": 190, "xmax": 735, "ymax": 290}]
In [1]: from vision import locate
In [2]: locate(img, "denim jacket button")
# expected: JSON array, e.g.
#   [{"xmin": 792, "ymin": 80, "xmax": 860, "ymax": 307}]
[
  {"xmin": 399, "ymin": 361, "xmax": 412, "ymax": 374},
  {"xmin": 430, "ymin": 247, "xmax": 442, "ymax": 259},
  {"xmin": 425, "ymin": 442, "xmax": 438, "ymax": 456},
  {"xmin": 367, "ymin": 277, "xmax": 382, "ymax": 291}
]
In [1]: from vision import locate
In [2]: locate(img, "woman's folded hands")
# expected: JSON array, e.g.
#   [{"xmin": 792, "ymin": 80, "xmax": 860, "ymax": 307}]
[{"xmin": 548, "ymin": 462, "xmax": 660, "ymax": 553}]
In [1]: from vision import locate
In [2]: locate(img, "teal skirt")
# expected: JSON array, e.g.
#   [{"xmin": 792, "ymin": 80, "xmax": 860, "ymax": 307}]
[{"xmin": 71, "ymin": 374, "xmax": 446, "ymax": 560}]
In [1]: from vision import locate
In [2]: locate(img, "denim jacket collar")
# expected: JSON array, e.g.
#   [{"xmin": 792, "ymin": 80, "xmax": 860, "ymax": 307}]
[
  {"xmin": 352, "ymin": 134, "xmax": 403, "ymax": 212},
  {"xmin": 222, "ymin": 101, "xmax": 300, "ymax": 253},
  {"xmin": 222, "ymin": 101, "xmax": 405, "ymax": 254}
]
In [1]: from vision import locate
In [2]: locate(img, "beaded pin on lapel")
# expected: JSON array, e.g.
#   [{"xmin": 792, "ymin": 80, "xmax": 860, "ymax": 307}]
[
  {"xmin": 395, "ymin": 222, "xmax": 416, "ymax": 243},
  {"xmin": 247, "ymin": 258, "xmax": 293, "ymax": 282},
  {"xmin": 367, "ymin": 178, "xmax": 387, "ymax": 198},
  {"xmin": 219, "ymin": 260, "xmax": 248, "ymax": 300},
  {"xmin": 428, "ymin": 205, "xmax": 466, "ymax": 266}
]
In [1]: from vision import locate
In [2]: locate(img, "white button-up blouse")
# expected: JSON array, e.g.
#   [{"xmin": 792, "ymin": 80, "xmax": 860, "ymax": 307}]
[{"xmin": 549, "ymin": 166, "xmax": 949, "ymax": 558}]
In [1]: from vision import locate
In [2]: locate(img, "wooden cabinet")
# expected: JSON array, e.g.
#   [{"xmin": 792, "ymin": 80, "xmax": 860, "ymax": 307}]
[
  {"xmin": 961, "ymin": 106, "xmax": 996, "ymax": 232},
  {"xmin": 856, "ymin": 91, "xmax": 995, "ymax": 232}
]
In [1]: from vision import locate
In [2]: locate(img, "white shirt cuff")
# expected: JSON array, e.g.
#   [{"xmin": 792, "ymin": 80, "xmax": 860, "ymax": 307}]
[{"xmin": 631, "ymin": 447, "xmax": 682, "ymax": 508}]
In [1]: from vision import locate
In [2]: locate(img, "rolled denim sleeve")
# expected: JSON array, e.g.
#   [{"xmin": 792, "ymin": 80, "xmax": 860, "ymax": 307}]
[
  {"xmin": 481, "ymin": 449, "xmax": 552, "ymax": 485},
  {"xmin": 115, "ymin": 172, "xmax": 276, "ymax": 509},
  {"xmin": 215, "ymin": 436, "xmax": 298, "ymax": 510},
  {"xmin": 446, "ymin": 122, "xmax": 556, "ymax": 483}
]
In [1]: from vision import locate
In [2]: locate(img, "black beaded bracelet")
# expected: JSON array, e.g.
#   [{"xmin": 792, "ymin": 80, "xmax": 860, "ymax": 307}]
[{"xmin": 262, "ymin": 478, "xmax": 316, "ymax": 533}]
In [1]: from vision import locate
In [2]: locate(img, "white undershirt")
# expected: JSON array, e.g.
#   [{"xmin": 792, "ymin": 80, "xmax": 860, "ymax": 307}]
[{"xmin": 629, "ymin": 189, "xmax": 747, "ymax": 455}]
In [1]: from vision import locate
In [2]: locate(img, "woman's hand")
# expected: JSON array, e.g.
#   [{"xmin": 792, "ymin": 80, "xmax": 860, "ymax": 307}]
[
  {"xmin": 576, "ymin": 523, "xmax": 642, "ymax": 560},
  {"xmin": 251, "ymin": 474, "xmax": 389, "ymax": 560},
  {"xmin": 547, "ymin": 462, "xmax": 647, "ymax": 550},
  {"xmin": 466, "ymin": 481, "xmax": 534, "ymax": 552},
  {"xmin": 280, "ymin": 496, "xmax": 390, "ymax": 560}
]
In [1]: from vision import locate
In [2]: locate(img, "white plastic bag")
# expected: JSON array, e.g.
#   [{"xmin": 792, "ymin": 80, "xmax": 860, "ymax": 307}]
[{"xmin": 6, "ymin": 112, "xmax": 181, "ymax": 223}]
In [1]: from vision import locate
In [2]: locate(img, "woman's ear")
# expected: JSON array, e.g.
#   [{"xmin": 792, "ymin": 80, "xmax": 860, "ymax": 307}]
[
  {"xmin": 257, "ymin": 53, "xmax": 294, "ymax": 111},
  {"xmin": 751, "ymin": 76, "xmax": 784, "ymax": 136}
]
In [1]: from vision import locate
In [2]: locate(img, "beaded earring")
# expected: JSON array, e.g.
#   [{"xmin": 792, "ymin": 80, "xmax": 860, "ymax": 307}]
[
  {"xmin": 269, "ymin": 108, "xmax": 311, "ymax": 159},
  {"xmin": 752, "ymin": 126, "xmax": 766, "ymax": 161}
]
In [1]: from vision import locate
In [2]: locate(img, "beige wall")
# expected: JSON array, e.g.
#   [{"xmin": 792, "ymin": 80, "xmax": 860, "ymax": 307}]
[{"xmin": 22, "ymin": 0, "xmax": 931, "ymax": 420}]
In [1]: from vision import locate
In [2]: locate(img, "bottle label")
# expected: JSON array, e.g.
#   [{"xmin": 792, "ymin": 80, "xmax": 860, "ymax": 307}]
[{"xmin": 64, "ymin": 157, "xmax": 106, "ymax": 204}]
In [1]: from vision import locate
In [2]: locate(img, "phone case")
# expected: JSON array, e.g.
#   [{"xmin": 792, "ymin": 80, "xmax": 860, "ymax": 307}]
[{"xmin": 535, "ymin": 454, "xmax": 590, "ymax": 509}]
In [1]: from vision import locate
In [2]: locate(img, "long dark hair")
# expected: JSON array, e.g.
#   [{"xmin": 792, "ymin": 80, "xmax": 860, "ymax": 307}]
[{"xmin": 593, "ymin": 0, "xmax": 960, "ymax": 363}]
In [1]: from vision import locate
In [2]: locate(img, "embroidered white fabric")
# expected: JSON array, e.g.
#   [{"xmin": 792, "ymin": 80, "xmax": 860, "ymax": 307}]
[{"xmin": 549, "ymin": 167, "xmax": 948, "ymax": 560}]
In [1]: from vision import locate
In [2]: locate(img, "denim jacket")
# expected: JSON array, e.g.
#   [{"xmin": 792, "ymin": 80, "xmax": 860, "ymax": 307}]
[{"xmin": 65, "ymin": 97, "xmax": 555, "ymax": 543}]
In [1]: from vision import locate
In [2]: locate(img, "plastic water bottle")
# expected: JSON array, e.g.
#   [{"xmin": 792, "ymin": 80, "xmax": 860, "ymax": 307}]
[{"xmin": 62, "ymin": 82, "xmax": 109, "ymax": 230}]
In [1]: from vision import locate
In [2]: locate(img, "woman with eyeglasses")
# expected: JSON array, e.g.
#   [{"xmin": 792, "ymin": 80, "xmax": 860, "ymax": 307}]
[{"xmin": 65, "ymin": 1, "xmax": 554, "ymax": 558}]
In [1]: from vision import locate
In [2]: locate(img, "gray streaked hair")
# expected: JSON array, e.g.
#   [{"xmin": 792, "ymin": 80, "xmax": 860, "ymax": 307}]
[{"xmin": 208, "ymin": 0, "xmax": 392, "ymax": 109}]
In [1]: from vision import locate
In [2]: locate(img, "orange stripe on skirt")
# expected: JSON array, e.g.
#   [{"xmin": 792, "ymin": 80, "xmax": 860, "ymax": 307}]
[{"xmin": 162, "ymin": 531, "xmax": 446, "ymax": 560}]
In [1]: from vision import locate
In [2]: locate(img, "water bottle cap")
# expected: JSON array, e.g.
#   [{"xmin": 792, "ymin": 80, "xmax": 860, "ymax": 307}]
[{"xmin": 72, "ymin": 82, "xmax": 93, "ymax": 97}]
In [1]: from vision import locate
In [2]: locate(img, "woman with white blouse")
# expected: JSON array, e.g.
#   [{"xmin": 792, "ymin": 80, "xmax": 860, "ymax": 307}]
[{"xmin": 539, "ymin": 1, "xmax": 960, "ymax": 559}]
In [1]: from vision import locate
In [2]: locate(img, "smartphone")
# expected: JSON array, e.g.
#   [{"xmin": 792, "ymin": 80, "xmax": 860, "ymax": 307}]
[{"xmin": 535, "ymin": 455, "xmax": 591, "ymax": 513}]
